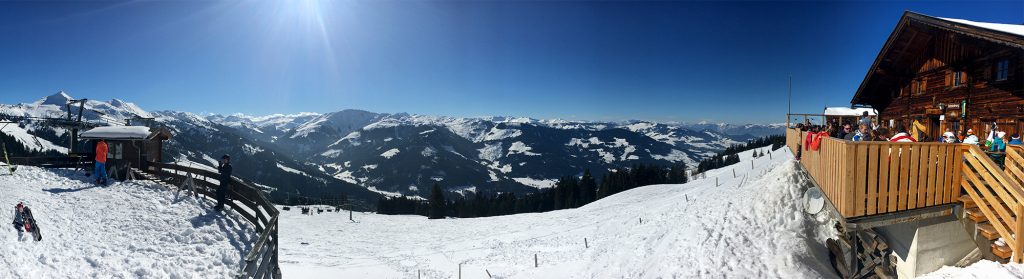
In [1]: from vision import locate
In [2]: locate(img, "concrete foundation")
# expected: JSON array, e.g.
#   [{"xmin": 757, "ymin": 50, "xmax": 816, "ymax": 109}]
[{"xmin": 875, "ymin": 215, "xmax": 977, "ymax": 278}]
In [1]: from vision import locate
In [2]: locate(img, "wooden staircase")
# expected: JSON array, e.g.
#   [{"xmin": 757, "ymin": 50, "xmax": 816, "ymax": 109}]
[{"xmin": 958, "ymin": 145, "xmax": 1024, "ymax": 262}]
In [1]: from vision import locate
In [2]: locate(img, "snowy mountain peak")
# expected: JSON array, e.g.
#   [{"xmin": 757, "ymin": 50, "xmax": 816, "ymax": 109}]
[{"xmin": 38, "ymin": 91, "xmax": 73, "ymax": 106}]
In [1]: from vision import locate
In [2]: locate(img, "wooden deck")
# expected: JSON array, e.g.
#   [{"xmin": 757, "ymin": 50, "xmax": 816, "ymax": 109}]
[{"xmin": 786, "ymin": 127, "xmax": 1024, "ymax": 263}]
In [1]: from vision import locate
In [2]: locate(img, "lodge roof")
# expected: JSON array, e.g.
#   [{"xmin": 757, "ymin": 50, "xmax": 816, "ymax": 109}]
[
  {"xmin": 849, "ymin": 11, "xmax": 1024, "ymax": 106},
  {"xmin": 80, "ymin": 126, "xmax": 172, "ymax": 140}
]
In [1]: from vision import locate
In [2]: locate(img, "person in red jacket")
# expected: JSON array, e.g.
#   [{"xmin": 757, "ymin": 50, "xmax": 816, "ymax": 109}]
[{"xmin": 95, "ymin": 139, "xmax": 109, "ymax": 185}]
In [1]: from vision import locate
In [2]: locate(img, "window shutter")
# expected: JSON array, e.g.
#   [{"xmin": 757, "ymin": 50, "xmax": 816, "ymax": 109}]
[{"xmin": 945, "ymin": 70, "xmax": 951, "ymax": 86}]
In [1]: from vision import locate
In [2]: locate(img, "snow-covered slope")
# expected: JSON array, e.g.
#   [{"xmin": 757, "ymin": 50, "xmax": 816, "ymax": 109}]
[
  {"xmin": 0, "ymin": 166, "xmax": 255, "ymax": 277},
  {"xmin": 277, "ymin": 147, "xmax": 839, "ymax": 278}
]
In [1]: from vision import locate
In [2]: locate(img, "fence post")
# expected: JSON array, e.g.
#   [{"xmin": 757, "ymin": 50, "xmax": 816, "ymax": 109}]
[
  {"xmin": 715, "ymin": 177, "xmax": 719, "ymax": 187},
  {"xmin": 585, "ymin": 238, "xmax": 589, "ymax": 248},
  {"xmin": 751, "ymin": 160, "xmax": 754, "ymax": 169},
  {"xmin": 535, "ymin": 254, "xmax": 538, "ymax": 268},
  {"xmin": 459, "ymin": 263, "xmax": 462, "ymax": 279},
  {"xmin": 1016, "ymin": 203, "xmax": 1024, "ymax": 263},
  {"xmin": 486, "ymin": 269, "xmax": 493, "ymax": 278},
  {"xmin": 732, "ymin": 169, "xmax": 736, "ymax": 178}
]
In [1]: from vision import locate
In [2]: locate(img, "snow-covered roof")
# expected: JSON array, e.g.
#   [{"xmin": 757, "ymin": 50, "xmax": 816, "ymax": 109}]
[
  {"xmin": 823, "ymin": 107, "xmax": 876, "ymax": 117},
  {"xmin": 939, "ymin": 17, "xmax": 1024, "ymax": 37},
  {"xmin": 79, "ymin": 126, "xmax": 153, "ymax": 140}
]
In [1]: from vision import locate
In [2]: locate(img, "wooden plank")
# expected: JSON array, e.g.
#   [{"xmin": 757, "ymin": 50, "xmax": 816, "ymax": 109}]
[
  {"xmin": 888, "ymin": 145, "xmax": 901, "ymax": 211},
  {"xmin": 845, "ymin": 143, "xmax": 857, "ymax": 217},
  {"xmin": 878, "ymin": 144, "xmax": 891, "ymax": 213},
  {"xmin": 898, "ymin": 146, "xmax": 911, "ymax": 211},
  {"xmin": 935, "ymin": 145, "xmax": 948, "ymax": 206},
  {"xmin": 855, "ymin": 144, "xmax": 868, "ymax": 217},
  {"xmin": 917, "ymin": 145, "xmax": 931, "ymax": 207},
  {"xmin": 1016, "ymin": 203, "xmax": 1024, "ymax": 263},
  {"xmin": 867, "ymin": 144, "xmax": 879, "ymax": 215},
  {"xmin": 926, "ymin": 145, "xmax": 938, "ymax": 206},
  {"xmin": 952, "ymin": 145, "xmax": 964, "ymax": 201},
  {"xmin": 943, "ymin": 145, "xmax": 957, "ymax": 203},
  {"xmin": 907, "ymin": 146, "xmax": 920, "ymax": 209}
]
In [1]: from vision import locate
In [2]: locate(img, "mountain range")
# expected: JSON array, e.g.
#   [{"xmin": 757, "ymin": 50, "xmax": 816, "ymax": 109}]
[{"xmin": 0, "ymin": 92, "xmax": 783, "ymax": 205}]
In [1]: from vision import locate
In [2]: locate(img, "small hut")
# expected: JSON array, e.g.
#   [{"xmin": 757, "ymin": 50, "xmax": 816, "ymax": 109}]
[
  {"xmin": 823, "ymin": 107, "xmax": 877, "ymax": 127},
  {"xmin": 79, "ymin": 125, "xmax": 172, "ymax": 179}
]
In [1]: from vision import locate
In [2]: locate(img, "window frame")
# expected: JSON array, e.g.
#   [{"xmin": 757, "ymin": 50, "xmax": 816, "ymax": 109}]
[{"xmin": 996, "ymin": 59, "xmax": 1010, "ymax": 81}]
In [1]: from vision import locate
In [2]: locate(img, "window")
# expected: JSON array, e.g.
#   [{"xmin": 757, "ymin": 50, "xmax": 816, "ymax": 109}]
[
  {"xmin": 996, "ymin": 59, "xmax": 1009, "ymax": 81},
  {"xmin": 916, "ymin": 79, "xmax": 926, "ymax": 94},
  {"xmin": 953, "ymin": 70, "xmax": 965, "ymax": 87}
]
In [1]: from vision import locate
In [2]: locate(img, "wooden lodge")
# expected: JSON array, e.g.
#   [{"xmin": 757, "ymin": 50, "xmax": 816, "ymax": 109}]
[
  {"xmin": 79, "ymin": 125, "xmax": 172, "ymax": 179},
  {"xmin": 787, "ymin": 12, "xmax": 1024, "ymax": 278},
  {"xmin": 850, "ymin": 11, "xmax": 1023, "ymax": 140}
]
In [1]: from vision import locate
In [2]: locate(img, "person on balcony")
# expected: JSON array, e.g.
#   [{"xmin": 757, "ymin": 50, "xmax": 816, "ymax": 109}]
[
  {"xmin": 963, "ymin": 129, "xmax": 980, "ymax": 144},
  {"xmin": 811, "ymin": 126, "xmax": 831, "ymax": 151},
  {"xmin": 851, "ymin": 124, "xmax": 869, "ymax": 141},
  {"xmin": 889, "ymin": 127, "xmax": 917, "ymax": 142},
  {"xmin": 858, "ymin": 111, "xmax": 872, "ymax": 129},
  {"xmin": 1009, "ymin": 134, "xmax": 1022, "ymax": 146},
  {"xmin": 804, "ymin": 126, "xmax": 817, "ymax": 150},
  {"xmin": 991, "ymin": 131, "xmax": 1007, "ymax": 152},
  {"xmin": 942, "ymin": 129, "xmax": 958, "ymax": 143},
  {"xmin": 870, "ymin": 128, "xmax": 890, "ymax": 141},
  {"xmin": 840, "ymin": 124, "xmax": 853, "ymax": 140}
]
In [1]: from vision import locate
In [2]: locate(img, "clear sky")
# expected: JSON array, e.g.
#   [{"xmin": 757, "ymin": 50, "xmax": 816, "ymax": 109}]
[{"xmin": 0, "ymin": 1, "xmax": 1021, "ymax": 124}]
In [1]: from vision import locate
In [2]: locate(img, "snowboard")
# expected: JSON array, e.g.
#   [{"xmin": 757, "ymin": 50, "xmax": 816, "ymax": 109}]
[{"xmin": 21, "ymin": 207, "xmax": 42, "ymax": 241}]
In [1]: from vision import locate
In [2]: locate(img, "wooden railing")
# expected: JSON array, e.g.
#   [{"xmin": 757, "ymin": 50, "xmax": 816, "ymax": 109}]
[
  {"xmin": 1005, "ymin": 145, "xmax": 1024, "ymax": 189},
  {"xmin": 787, "ymin": 128, "xmax": 962, "ymax": 218},
  {"xmin": 961, "ymin": 145, "xmax": 1024, "ymax": 263},
  {"xmin": 143, "ymin": 162, "xmax": 281, "ymax": 278},
  {"xmin": 7, "ymin": 155, "xmax": 92, "ymax": 169}
]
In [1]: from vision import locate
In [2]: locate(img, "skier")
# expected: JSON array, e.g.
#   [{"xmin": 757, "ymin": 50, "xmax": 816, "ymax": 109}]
[
  {"xmin": 215, "ymin": 154, "xmax": 233, "ymax": 210},
  {"xmin": 95, "ymin": 139, "xmax": 109, "ymax": 185},
  {"xmin": 12, "ymin": 202, "xmax": 24, "ymax": 241}
]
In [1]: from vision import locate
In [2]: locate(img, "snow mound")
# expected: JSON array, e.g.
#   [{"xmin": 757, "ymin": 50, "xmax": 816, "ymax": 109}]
[
  {"xmin": 278, "ymin": 147, "xmax": 838, "ymax": 278},
  {"xmin": 0, "ymin": 166, "xmax": 255, "ymax": 277},
  {"xmin": 921, "ymin": 260, "xmax": 1024, "ymax": 278}
]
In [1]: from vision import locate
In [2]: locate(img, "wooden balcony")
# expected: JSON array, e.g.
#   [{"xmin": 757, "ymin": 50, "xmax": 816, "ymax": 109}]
[
  {"xmin": 787, "ymin": 128, "xmax": 962, "ymax": 218},
  {"xmin": 786, "ymin": 127, "xmax": 1024, "ymax": 263}
]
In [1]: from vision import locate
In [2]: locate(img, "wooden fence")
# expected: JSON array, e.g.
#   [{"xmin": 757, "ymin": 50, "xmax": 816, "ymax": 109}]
[
  {"xmin": 787, "ymin": 128, "xmax": 962, "ymax": 218},
  {"xmin": 144, "ymin": 162, "xmax": 281, "ymax": 278}
]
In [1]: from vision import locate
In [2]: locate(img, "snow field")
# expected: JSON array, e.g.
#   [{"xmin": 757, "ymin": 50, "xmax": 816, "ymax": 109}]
[
  {"xmin": 279, "ymin": 147, "xmax": 839, "ymax": 278},
  {"xmin": 0, "ymin": 166, "xmax": 255, "ymax": 278}
]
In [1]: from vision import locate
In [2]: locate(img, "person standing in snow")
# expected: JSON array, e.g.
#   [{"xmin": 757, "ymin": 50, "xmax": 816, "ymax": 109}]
[
  {"xmin": 215, "ymin": 154, "xmax": 233, "ymax": 210},
  {"xmin": 94, "ymin": 139, "xmax": 109, "ymax": 185},
  {"xmin": 12, "ymin": 202, "xmax": 24, "ymax": 241}
]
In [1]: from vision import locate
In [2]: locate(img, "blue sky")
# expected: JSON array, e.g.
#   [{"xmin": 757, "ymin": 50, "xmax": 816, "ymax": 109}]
[{"xmin": 0, "ymin": 1, "xmax": 1021, "ymax": 124}]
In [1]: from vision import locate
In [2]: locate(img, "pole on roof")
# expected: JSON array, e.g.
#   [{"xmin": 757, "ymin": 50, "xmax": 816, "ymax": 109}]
[{"xmin": 787, "ymin": 75, "xmax": 792, "ymax": 127}]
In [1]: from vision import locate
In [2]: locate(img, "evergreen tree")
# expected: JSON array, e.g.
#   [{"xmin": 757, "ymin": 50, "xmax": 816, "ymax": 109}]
[
  {"xmin": 579, "ymin": 169, "xmax": 597, "ymax": 204},
  {"xmin": 429, "ymin": 183, "xmax": 446, "ymax": 219}
]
